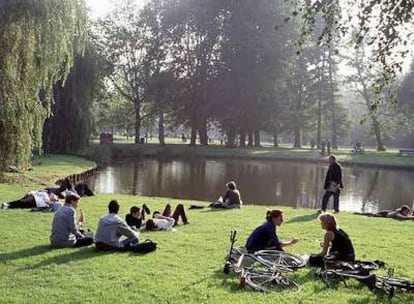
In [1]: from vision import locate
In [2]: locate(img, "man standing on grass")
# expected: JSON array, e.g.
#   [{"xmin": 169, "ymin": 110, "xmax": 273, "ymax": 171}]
[{"xmin": 320, "ymin": 155, "xmax": 343, "ymax": 213}]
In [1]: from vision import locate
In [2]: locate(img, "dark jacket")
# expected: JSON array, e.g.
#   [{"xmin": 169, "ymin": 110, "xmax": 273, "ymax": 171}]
[
  {"xmin": 245, "ymin": 220, "xmax": 282, "ymax": 253},
  {"xmin": 125, "ymin": 213, "xmax": 142, "ymax": 229},
  {"xmin": 324, "ymin": 162, "xmax": 343, "ymax": 189}
]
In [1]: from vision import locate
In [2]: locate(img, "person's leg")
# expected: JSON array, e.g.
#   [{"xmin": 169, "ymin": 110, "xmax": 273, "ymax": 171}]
[
  {"xmin": 171, "ymin": 204, "xmax": 188, "ymax": 224},
  {"xmin": 72, "ymin": 236, "xmax": 94, "ymax": 248},
  {"xmin": 308, "ymin": 254, "xmax": 325, "ymax": 268},
  {"xmin": 333, "ymin": 192, "xmax": 340, "ymax": 212},
  {"xmin": 7, "ymin": 194, "xmax": 36, "ymax": 209},
  {"xmin": 321, "ymin": 191, "xmax": 331, "ymax": 212},
  {"xmin": 162, "ymin": 204, "xmax": 172, "ymax": 217},
  {"xmin": 121, "ymin": 236, "xmax": 138, "ymax": 248}
]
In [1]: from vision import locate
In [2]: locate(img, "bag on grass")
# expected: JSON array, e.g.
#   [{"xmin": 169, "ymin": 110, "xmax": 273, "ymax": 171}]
[{"xmin": 130, "ymin": 239, "xmax": 157, "ymax": 253}]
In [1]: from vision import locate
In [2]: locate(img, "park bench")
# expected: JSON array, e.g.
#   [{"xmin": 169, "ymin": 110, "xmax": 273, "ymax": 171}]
[{"xmin": 398, "ymin": 149, "xmax": 414, "ymax": 156}]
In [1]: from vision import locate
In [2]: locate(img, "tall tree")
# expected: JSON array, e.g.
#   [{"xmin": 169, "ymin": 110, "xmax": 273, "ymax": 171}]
[
  {"xmin": 43, "ymin": 41, "xmax": 103, "ymax": 153},
  {"xmin": 0, "ymin": 0, "xmax": 87, "ymax": 170}
]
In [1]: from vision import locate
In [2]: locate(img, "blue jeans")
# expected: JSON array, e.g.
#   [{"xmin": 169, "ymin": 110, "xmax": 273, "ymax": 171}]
[
  {"xmin": 321, "ymin": 191, "xmax": 340, "ymax": 212},
  {"xmin": 120, "ymin": 236, "xmax": 138, "ymax": 248}
]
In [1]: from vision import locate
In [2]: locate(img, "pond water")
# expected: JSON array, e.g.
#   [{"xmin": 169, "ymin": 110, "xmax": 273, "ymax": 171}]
[{"xmin": 85, "ymin": 157, "xmax": 414, "ymax": 212}]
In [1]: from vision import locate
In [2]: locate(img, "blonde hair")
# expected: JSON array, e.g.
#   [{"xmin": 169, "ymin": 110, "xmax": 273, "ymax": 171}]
[{"xmin": 319, "ymin": 213, "xmax": 337, "ymax": 230}]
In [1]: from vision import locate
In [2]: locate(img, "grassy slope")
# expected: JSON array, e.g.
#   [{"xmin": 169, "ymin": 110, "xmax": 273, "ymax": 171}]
[{"xmin": 1, "ymin": 155, "xmax": 413, "ymax": 304}]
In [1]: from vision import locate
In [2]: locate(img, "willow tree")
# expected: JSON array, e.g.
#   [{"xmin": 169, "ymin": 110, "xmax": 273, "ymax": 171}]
[{"xmin": 0, "ymin": 0, "xmax": 87, "ymax": 170}]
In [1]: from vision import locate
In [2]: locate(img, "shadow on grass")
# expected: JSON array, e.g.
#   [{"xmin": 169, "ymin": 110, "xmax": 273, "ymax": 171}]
[
  {"xmin": 19, "ymin": 246, "xmax": 116, "ymax": 270},
  {"xmin": 211, "ymin": 268, "xmax": 248, "ymax": 293},
  {"xmin": 286, "ymin": 212, "xmax": 319, "ymax": 224},
  {"xmin": 0, "ymin": 244, "xmax": 52, "ymax": 262}
]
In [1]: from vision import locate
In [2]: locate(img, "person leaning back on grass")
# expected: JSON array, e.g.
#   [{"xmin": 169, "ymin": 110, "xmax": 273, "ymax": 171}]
[{"xmin": 50, "ymin": 192, "xmax": 94, "ymax": 248}]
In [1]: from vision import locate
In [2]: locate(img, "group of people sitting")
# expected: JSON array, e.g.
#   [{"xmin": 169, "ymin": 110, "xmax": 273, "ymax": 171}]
[
  {"xmin": 48, "ymin": 191, "xmax": 190, "ymax": 251},
  {"xmin": 245, "ymin": 209, "xmax": 355, "ymax": 268}
]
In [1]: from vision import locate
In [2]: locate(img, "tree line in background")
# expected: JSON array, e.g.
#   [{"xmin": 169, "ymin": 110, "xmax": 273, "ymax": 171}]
[{"xmin": 0, "ymin": 0, "xmax": 413, "ymax": 171}]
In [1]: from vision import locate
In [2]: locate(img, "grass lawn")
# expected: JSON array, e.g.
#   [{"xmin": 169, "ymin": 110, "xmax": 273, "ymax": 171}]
[{"xmin": 1, "ymin": 155, "xmax": 413, "ymax": 303}]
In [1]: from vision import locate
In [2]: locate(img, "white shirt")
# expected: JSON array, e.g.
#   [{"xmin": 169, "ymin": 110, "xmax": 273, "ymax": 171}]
[
  {"xmin": 32, "ymin": 191, "xmax": 50, "ymax": 208},
  {"xmin": 153, "ymin": 218, "xmax": 175, "ymax": 231}
]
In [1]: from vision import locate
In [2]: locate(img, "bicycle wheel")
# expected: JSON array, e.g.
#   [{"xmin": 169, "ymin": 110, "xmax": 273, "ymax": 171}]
[
  {"xmin": 378, "ymin": 276, "xmax": 414, "ymax": 293},
  {"xmin": 255, "ymin": 250, "xmax": 306, "ymax": 269},
  {"xmin": 245, "ymin": 271, "xmax": 301, "ymax": 292}
]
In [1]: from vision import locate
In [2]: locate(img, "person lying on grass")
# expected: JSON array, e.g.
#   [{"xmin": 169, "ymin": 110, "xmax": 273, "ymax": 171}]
[
  {"xmin": 125, "ymin": 204, "xmax": 151, "ymax": 229},
  {"xmin": 145, "ymin": 203, "xmax": 189, "ymax": 231},
  {"xmin": 308, "ymin": 213, "xmax": 355, "ymax": 268},
  {"xmin": 95, "ymin": 200, "xmax": 140, "ymax": 251},
  {"xmin": 354, "ymin": 204, "xmax": 414, "ymax": 220},
  {"xmin": 2, "ymin": 191, "xmax": 60, "ymax": 210},
  {"xmin": 245, "ymin": 209, "xmax": 298, "ymax": 253},
  {"xmin": 50, "ymin": 192, "xmax": 93, "ymax": 248}
]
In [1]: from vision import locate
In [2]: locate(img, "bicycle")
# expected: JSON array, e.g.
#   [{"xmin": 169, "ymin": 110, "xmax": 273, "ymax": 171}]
[
  {"xmin": 223, "ymin": 230, "xmax": 305, "ymax": 292},
  {"xmin": 318, "ymin": 259, "xmax": 414, "ymax": 298}
]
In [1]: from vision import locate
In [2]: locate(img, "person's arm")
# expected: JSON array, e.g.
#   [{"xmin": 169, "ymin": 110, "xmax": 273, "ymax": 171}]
[
  {"xmin": 316, "ymin": 231, "xmax": 334, "ymax": 256},
  {"xmin": 117, "ymin": 220, "xmax": 138, "ymax": 238},
  {"xmin": 280, "ymin": 238, "xmax": 299, "ymax": 248},
  {"xmin": 68, "ymin": 209, "xmax": 84, "ymax": 238},
  {"xmin": 338, "ymin": 165, "xmax": 343, "ymax": 188}
]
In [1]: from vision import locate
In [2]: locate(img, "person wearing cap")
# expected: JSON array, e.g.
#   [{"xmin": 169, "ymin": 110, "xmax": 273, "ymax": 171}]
[
  {"xmin": 210, "ymin": 181, "xmax": 242, "ymax": 209},
  {"xmin": 50, "ymin": 192, "xmax": 94, "ymax": 248},
  {"xmin": 308, "ymin": 213, "xmax": 355, "ymax": 268},
  {"xmin": 95, "ymin": 200, "xmax": 139, "ymax": 251},
  {"xmin": 245, "ymin": 210, "xmax": 298, "ymax": 253}
]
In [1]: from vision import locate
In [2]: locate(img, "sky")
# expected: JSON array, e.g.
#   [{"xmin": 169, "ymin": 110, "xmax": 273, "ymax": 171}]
[{"xmin": 85, "ymin": 0, "xmax": 145, "ymax": 18}]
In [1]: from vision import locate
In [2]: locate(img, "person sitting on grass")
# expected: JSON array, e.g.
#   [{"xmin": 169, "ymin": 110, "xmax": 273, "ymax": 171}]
[
  {"xmin": 354, "ymin": 204, "xmax": 414, "ymax": 220},
  {"xmin": 95, "ymin": 200, "xmax": 140, "ymax": 251},
  {"xmin": 145, "ymin": 203, "xmax": 189, "ymax": 231},
  {"xmin": 125, "ymin": 204, "xmax": 151, "ymax": 229},
  {"xmin": 2, "ymin": 191, "xmax": 60, "ymax": 210},
  {"xmin": 308, "ymin": 213, "xmax": 355, "ymax": 268},
  {"xmin": 245, "ymin": 209, "xmax": 298, "ymax": 253},
  {"xmin": 50, "ymin": 192, "xmax": 94, "ymax": 248},
  {"xmin": 210, "ymin": 181, "xmax": 242, "ymax": 209}
]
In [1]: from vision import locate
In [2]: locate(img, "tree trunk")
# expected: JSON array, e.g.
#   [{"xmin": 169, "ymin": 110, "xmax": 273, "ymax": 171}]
[
  {"xmin": 293, "ymin": 126, "xmax": 301, "ymax": 148},
  {"xmin": 371, "ymin": 115, "xmax": 385, "ymax": 151},
  {"xmin": 227, "ymin": 127, "xmax": 236, "ymax": 147},
  {"xmin": 328, "ymin": 48, "xmax": 338, "ymax": 149},
  {"xmin": 240, "ymin": 129, "xmax": 246, "ymax": 147},
  {"xmin": 254, "ymin": 130, "xmax": 260, "ymax": 147},
  {"xmin": 273, "ymin": 130, "xmax": 278, "ymax": 147},
  {"xmin": 247, "ymin": 131, "xmax": 254, "ymax": 147},
  {"xmin": 134, "ymin": 103, "xmax": 141, "ymax": 144},
  {"xmin": 158, "ymin": 108, "xmax": 165, "ymax": 145},
  {"xmin": 198, "ymin": 118, "xmax": 208, "ymax": 145}
]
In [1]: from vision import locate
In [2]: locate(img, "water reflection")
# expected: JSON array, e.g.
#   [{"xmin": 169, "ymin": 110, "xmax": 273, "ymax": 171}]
[{"xmin": 86, "ymin": 158, "xmax": 414, "ymax": 212}]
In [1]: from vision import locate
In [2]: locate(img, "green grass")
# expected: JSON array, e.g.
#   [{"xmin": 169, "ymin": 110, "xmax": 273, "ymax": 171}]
[{"xmin": 1, "ymin": 155, "xmax": 414, "ymax": 303}]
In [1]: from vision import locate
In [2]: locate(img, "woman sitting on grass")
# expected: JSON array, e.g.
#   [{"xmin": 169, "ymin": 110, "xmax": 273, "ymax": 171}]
[
  {"xmin": 210, "ymin": 181, "xmax": 242, "ymax": 209},
  {"xmin": 308, "ymin": 213, "xmax": 355, "ymax": 268},
  {"xmin": 145, "ymin": 203, "xmax": 189, "ymax": 231},
  {"xmin": 245, "ymin": 209, "xmax": 298, "ymax": 253}
]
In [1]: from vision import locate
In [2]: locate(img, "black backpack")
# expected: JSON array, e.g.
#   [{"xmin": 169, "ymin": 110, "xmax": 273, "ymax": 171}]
[{"xmin": 129, "ymin": 239, "xmax": 157, "ymax": 253}]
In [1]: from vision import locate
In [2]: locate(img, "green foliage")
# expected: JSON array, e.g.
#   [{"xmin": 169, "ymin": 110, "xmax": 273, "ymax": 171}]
[
  {"xmin": 43, "ymin": 41, "xmax": 104, "ymax": 154},
  {"xmin": 0, "ymin": 0, "xmax": 87, "ymax": 170}
]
